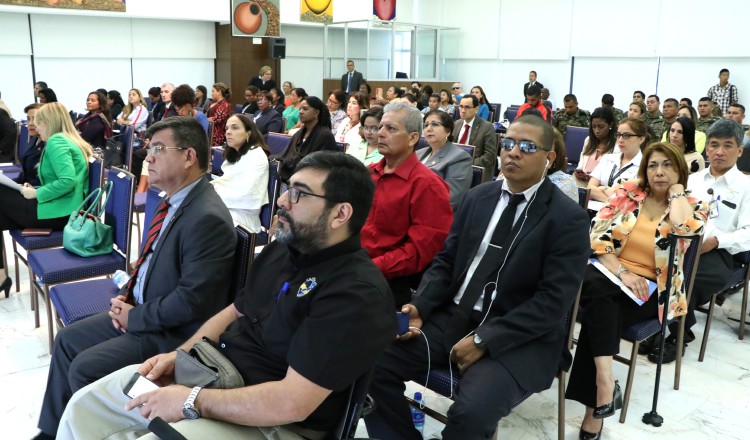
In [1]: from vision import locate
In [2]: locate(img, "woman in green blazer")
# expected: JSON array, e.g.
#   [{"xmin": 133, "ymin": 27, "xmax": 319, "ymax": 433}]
[{"xmin": 0, "ymin": 102, "xmax": 92, "ymax": 296}]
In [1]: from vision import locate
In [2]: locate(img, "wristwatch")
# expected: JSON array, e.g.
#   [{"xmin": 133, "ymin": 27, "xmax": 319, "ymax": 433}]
[
  {"xmin": 182, "ymin": 386, "xmax": 203, "ymax": 420},
  {"xmin": 473, "ymin": 333, "xmax": 487, "ymax": 349}
]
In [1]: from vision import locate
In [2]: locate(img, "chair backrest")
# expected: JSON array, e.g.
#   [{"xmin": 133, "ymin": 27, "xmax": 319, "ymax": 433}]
[
  {"xmin": 266, "ymin": 132, "xmax": 293, "ymax": 156},
  {"xmin": 471, "ymin": 165, "xmax": 483, "ymax": 188},
  {"xmin": 211, "ymin": 147, "xmax": 225, "ymax": 176},
  {"xmin": 455, "ymin": 143, "xmax": 475, "ymax": 158},
  {"xmin": 662, "ymin": 234, "xmax": 702, "ymax": 307},
  {"xmin": 120, "ymin": 125, "xmax": 135, "ymax": 171},
  {"xmin": 490, "ymin": 103, "xmax": 502, "ymax": 122},
  {"xmin": 335, "ymin": 142, "xmax": 347, "ymax": 152},
  {"xmin": 235, "ymin": 104, "xmax": 243, "ymax": 114},
  {"xmin": 88, "ymin": 157, "xmax": 104, "ymax": 193},
  {"xmin": 140, "ymin": 186, "xmax": 165, "ymax": 253},
  {"xmin": 257, "ymin": 160, "xmax": 282, "ymax": 245},
  {"xmin": 415, "ymin": 136, "xmax": 428, "ymax": 152},
  {"xmin": 577, "ymin": 187, "xmax": 590, "ymax": 210},
  {"xmin": 16, "ymin": 122, "xmax": 29, "ymax": 164},
  {"xmin": 104, "ymin": 168, "xmax": 135, "ymax": 262},
  {"xmin": 564, "ymin": 126, "xmax": 589, "ymax": 166},
  {"xmin": 504, "ymin": 105, "xmax": 520, "ymax": 122},
  {"xmin": 230, "ymin": 224, "xmax": 256, "ymax": 301},
  {"xmin": 333, "ymin": 368, "xmax": 375, "ymax": 439}
]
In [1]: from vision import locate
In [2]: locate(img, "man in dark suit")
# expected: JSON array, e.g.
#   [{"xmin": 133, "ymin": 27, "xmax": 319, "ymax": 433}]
[
  {"xmin": 153, "ymin": 83, "xmax": 176, "ymax": 123},
  {"xmin": 251, "ymin": 91, "xmax": 284, "ymax": 134},
  {"xmin": 33, "ymin": 117, "xmax": 236, "ymax": 440},
  {"xmin": 523, "ymin": 70, "xmax": 544, "ymax": 102},
  {"xmin": 341, "ymin": 60, "xmax": 364, "ymax": 94},
  {"xmin": 452, "ymin": 95, "xmax": 499, "ymax": 182},
  {"xmin": 365, "ymin": 115, "xmax": 590, "ymax": 439}
]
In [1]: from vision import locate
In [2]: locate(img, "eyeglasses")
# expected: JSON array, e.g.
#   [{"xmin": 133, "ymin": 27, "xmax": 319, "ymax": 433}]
[
  {"xmin": 500, "ymin": 138, "xmax": 550, "ymax": 153},
  {"xmin": 147, "ymin": 145, "xmax": 188, "ymax": 156},
  {"xmin": 616, "ymin": 132, "xmax": 639, "ymax": 140},
  {"xmin": 285, "ymin": 187, "xmax": 338, "ymax": 204},
  {"xmin": 452, "ymin": 87, "xmax": 461, "ymax": 90},
  {"xmin": 327, "ymin": 99, "xmax": 340, "ymax": 105},
  {"xmin": 362, "ymin": 125, "xmax": 379, "ymax": 133},
  {"xmin": 423, "ymin": 121, "xmax": 444, "ymax": 129},
  {"xmin": 458, "ymin": 105, "xmax": 474, "ymax": 110}
]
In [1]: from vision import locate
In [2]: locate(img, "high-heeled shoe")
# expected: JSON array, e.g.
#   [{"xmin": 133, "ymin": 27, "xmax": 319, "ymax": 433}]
[
  {"xmin": 1, "ymin": 277, "xmax": 11, "ymax": 298},
  {"xmin": 579, "ymin": 421, "xmax": 603, "ymax": 440},
  {"xmin": 593, "ymin": 380, "xmax": 623, "ymax": 419}
]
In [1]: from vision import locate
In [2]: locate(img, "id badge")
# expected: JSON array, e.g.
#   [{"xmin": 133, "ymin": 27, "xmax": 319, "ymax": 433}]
[{"xmin": 708, "ymin": 199, "xmax": 719, "ymax": 219}]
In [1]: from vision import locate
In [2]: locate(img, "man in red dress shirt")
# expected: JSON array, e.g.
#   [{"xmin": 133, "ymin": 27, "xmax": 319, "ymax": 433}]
[{"xmin": 360, "ymin": 101, "xmax": 454, "ymax": 307}]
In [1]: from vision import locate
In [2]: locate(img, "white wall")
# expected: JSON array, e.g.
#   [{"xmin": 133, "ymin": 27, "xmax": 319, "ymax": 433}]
[{"xmin": 0, "ymin": 12, "xmax": 215, "ymax": 118}]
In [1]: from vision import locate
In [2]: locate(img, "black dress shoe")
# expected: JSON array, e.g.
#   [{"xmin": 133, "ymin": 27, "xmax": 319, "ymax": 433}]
[
  {"xmin": 648, "ymin": 338, "xmax": 686, "ymax": 364},
  {"xmin": 579, "ymin": 422, "xmax": 603, "ymax": 440},
  {"xmin": 638, "ymin": 334, "xmax": 659, "ymax": 355},
  {"xmin": 715, "ymin": 291, "xmax": 729, "ymax": 306},
  {"xmin": 1, "ymin": 276, "xmax": 11, "ymax": 298},
  {"xmin": 31, "ymin": 431, "xmax": 56, "ymax": 440},
  {"xmin": 593, "ymin": 380, "xmax": 622, "ymax": 419}
]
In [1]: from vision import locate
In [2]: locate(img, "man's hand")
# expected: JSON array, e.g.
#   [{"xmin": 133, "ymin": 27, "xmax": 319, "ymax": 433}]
[
  {"xmin": 109, "ymin": 295, "xmax": 134, "ymax": 333},
  {"xmin": 396, "ymin": 304, "xmax": 423, "ymax": 341},
  {"xmin": 700, "ymin": 236, "xmax": 719, "ymax": 254},
  {"xmin": 138, "ymin": 352, "xmax": 178, "ymax": 386},
  {"xmin": 450, "ymin": 335, "xmax": 487, "ymax": 373},
  {"xmin": 125, "ymin": 385, "xmax": 191, "ymax": 423}
]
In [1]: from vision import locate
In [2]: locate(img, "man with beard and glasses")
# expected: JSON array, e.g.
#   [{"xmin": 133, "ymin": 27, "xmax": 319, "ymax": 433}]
[{"xmin": 55, "ymin": 151, "xmax": 395, "ymax": 440}]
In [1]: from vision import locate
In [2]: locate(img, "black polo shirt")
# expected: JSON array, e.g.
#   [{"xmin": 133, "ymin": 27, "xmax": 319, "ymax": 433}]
[{"xmin": 218, "ymin": 234, "xmax": 395, "ymax": 432}]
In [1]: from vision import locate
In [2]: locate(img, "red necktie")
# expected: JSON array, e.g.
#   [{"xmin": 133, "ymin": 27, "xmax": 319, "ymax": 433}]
[
  {"xmin": 124, "ymin": 198, "xmax": 171, "ymax": 302},
  {"xmin": 459, "ymin": 123, "xmax": 470, "ymax": 144}
]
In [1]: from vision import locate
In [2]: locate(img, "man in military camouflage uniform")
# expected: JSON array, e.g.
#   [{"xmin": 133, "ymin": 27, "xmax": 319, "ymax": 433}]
[
  {"xmin": 696, "ymin": 97, "xmax": 722, "ymax": 133},
  {"xmin": 633, "ymin": 90, "xmax": 646, "ymax": 103},
  {"xmin": 553, "ymin": 94, "xmax": 589, "ymax": 136},
  {"xmin": 656, "ymin": 98, "xmax": 680, "ymax": 138},
  {"xmin": 601, "ymin": 94, "xmax": 625, "ymax": 121},
  {"xmin": 644, "ymin": 94, "xmax": 665, "ymax": 138}
]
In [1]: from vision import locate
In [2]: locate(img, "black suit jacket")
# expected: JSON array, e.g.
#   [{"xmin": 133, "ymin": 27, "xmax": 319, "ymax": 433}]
[
  {"xmin": 126, "ymin": 177, "xmax": 237, "ymax": 353},
  {"xmin": 249, "ymin": 77, "xmax": 276, "ymax": 92},
  {"xmin": 252, "ymin": 108, "xmax": 284, "ymax": 135},
  {"xmin": 412, "ymin": 178, "xmax": 589, "ymax": 392},
  {"xmin": 151, "ymin": 101, "xmax": 166, "ymax": 122},
  {"xmin": 341, "ymin": 70, "xmax": 365, "ymax": 94}
]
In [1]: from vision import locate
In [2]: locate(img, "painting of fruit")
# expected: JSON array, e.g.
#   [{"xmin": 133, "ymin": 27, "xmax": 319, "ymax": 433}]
[
  {"xmin": 300, "ymin": 0, "xmax": 333, "ymax": 24},
  {"xmin": 232, "ymin": 0, "xmax": 280, "ymax": 37},
  {"xmin": 0, "ymin": 0, "xmax": 125, "ymax": 12},
  {"xmin": 373, "ymin": 0, "xmax": 396, "ymax": 21}
]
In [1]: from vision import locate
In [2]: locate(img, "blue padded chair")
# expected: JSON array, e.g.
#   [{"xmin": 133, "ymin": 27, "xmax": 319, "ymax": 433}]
[
  {"xmin": 577, "ymin": 187, "xmax": 590, "ymax": 210},
  {"xmin": 49, "ymin": 223, "xmax": 255, "ymax": 329},
  {"xmin": 211, "ymin": 147, "xmax": 225, "ymax": 176},
  {"xmin": 266, "ymin": 132, "xmax": 293, "ymax": 156},
  {"xmin": 470, "ymin": 165, "xmax": 483, "ymax": 188},
  {"xmin": 207, "ymin": 121, "xmax": 215, "ymax": 146},
  {"xmin": 235, "ymin": 104, "xmax": 243, "ymax": 114},
  {"xmin": 570, "ymin": 234, "xmax": 702, "ymax": 423},
  {"xmin": 564, "ymin": 126, "xmax": 589, "ymax": 171},
  {"xmin": 697, "ymin": 251, "xmax": 750, "ymax": 361},
  {"xmin": 415, "ymin": 136, "xmax": 428, "ymax": 152},
  {"xmin": 406, "ymin": 288, "xmax": 581, "ymax": 440},
  {"xmin": 504, "ymin": 105, "xmax": 520, "ymax": 123},
  {"xmin": 27, "ymin": 168, "xmax": 135, "ymax": 350},
  {"xmin": 455, "ymin": 143, "xmax": 475, "ymax": 159},
  {"xmin": 132, "ymin": 185, "xmax": 164, "ymax": 256},
  {"xmin": 334, "ymin": 368, "xmax": 376, "ymax": 439},
  {"xmin": 490, "ymin": 103, "xmax": 502, "ymax": 123},
  {"xmin": 120, "ymin": 125, "xmax": 135, "ymax": 171},
  {"xmin": 335, "ymin": 142, "xmax": 347, "ymax": 152},
  {"xmin": 9, "ymin": 158, "xmax": 104, "ymax": 296},
  {"xmin": 257, "ymin": 160, "xmax": 281, "ymax": 246}
]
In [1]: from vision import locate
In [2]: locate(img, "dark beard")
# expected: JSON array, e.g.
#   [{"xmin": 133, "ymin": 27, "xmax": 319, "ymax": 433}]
[{"xmin": 274, "ymin": 207, "xmax": 329, "ymax": 254}]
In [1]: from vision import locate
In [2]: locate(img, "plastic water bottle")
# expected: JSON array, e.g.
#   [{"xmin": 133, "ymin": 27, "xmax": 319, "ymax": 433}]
[
  {"xmin": 411, "ymin": 391, "xmax": 425, "ymax": 435},
  {"xmin": 112, "ymin": 270, "xmax": 129, "ymax": 289}
]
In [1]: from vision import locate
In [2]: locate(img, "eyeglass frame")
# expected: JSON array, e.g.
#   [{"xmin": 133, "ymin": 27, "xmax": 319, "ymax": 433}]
[
  {"xmin": 615, "ymin": 132, "xmax": 640, "ymax": 140},
  {"xmin": 500, "ymin": 138, "xmax": 551, "ymax": 154},
  {"xmin": 146, "ymin": 145, "xmax": 188, "ymax": 156},
  {"xmin": 285, "ymin": 186, "xmax": 340, "ymax": 204}
]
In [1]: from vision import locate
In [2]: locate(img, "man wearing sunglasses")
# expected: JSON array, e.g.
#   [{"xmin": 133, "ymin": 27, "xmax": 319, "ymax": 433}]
[
  {"xmin": 34, "ymin": 117, "xmax": 237, "ymax": 440},
  {"xmin": 365, "ymin": 114, "xmax": 590, "ymax": 439},
  {"xmin": 451, "ymin": 82, "xmax": 463, "ymax": 103},
  {"xmin": 55, "ymin": 152, "xmax": 395, "ymax": 440}
]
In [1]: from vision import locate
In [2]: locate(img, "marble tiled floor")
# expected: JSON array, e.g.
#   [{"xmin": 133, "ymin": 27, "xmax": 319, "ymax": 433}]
[{"xmin": 2, "ymin": 232, "xmax": 750, "ymax": 439}]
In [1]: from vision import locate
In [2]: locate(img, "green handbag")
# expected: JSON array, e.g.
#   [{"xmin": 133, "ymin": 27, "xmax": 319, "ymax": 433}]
[{"xmin": 63, "ymin": 181, "xmax": 114, "ymax": 257}]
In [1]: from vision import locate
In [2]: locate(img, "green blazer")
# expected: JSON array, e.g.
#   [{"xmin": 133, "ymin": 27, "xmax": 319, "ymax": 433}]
[{"xmin": 36, "ymin": 133, "xmax": 89, "ymax": 219}]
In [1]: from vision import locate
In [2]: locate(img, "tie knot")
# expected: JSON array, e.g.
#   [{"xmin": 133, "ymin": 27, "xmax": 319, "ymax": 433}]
[{"xmin": 506, "ymin": 193, "xmax": 525, "ymax": 208}]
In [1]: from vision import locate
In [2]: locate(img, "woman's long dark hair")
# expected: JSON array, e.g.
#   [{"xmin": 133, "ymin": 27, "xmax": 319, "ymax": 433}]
[
  {"xmin": 582, "ymin": 107, "xmax": 616, "ymax": 156},
  {"xmin": 302, "ymin": 96, "xmax": 331, "ymax": 130},
  {"xmin": 223, "ymin": 114, "xmax": 269, "ymax": 164},
  {"xmin": 672, "ymin": 116, "xmax": 696, "ymax": 154}
]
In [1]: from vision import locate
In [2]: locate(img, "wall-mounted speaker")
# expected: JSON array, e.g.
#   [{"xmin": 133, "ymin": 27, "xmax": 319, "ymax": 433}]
[{"xmin": 268, "ymin": 37, "xmax": 286, "ymax": 59}]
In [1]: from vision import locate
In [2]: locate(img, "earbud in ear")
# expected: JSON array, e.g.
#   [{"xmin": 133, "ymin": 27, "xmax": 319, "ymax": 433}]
[{"xmin": 545, "ymin": 159, "xmax": 550, "ymax": 168}]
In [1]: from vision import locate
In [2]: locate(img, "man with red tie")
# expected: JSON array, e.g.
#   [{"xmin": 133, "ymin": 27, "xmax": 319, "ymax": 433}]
[
  {"xmin": 32, "ymin": 117, "xmax": 236, "ymax": 440},
  {"xmin": 452, "ymin": 95, "xmax": 498, "ymax": 182}
]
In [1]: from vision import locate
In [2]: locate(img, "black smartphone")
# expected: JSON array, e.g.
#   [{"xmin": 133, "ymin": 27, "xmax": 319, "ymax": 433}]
[{"xmin": 123, "ymin": 372, "xmax": 160, "ymax": 399}]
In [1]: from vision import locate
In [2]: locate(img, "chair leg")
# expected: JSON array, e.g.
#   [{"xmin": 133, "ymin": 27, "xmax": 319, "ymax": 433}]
[
  {"xmin": 618, "ymin": 342, "xmax": 639, "ymax": 423},
  {"xmin": 740, "ymin": 284, "xmax": 748, "ymax": 341},
  {"xmin": 558, "ymin": 370, "xmax": 566, "ymax": 440},
  {"xmin": 27, "ymin": 264, "xmax": 35, "ymax": 311},
  {"xmin": 675, "ymin": 316, "xmax": 685, "ymax": 390},
  {"xmin": 12, "ymin": 240, "xmax": 20, "ymax": 293},
  {"xmin": 45, "ymin": 284, "xmax": 54, "ymax": 353},
  {"xmin": 699, "ymin": 295, "xmax": 716, "ymax": 362},
  {"xmin": 31, "ymin": 271, "xmax": 40, "ymax": 328}
]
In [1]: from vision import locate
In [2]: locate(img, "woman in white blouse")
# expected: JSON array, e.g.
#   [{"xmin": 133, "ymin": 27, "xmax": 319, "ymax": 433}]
[
  {"xmin": 211, "ymin": 114, "xmax": 269, "ymax": 232},
  {"xmin": 335, "ymin": 92, "xmax": 368, "ymax": 147},
  {"xmin": 588, "ymin": 117, "xmax": 648, "ymax": 202},
  {"xmin": 116, "ymin": 88, "xmax": 149, "ymax": 134}
]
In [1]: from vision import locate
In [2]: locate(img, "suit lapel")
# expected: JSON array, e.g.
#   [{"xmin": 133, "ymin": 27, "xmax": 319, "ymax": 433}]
[
  {"xmin": 469, "ymin": 118, "xmax": 481, "ymax": 146},
  {"xmin": 426, "ymin": 145, "xmax": 450, "ymax": 167}
]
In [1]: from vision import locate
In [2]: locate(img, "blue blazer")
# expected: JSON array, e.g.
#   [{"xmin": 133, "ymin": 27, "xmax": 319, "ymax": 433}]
[{"xmin": 416, "ymin": 142, "xmax": 472, "ymax": 210}]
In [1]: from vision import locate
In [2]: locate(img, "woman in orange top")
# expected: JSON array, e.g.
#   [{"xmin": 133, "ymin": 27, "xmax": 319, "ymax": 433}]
[{"xmin": 566, "ymin": 142, "xmax": 707, "ymax": 440}]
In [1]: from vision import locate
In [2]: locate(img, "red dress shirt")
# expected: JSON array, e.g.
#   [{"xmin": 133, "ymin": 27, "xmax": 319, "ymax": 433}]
[{"xmin": 361, "ymin": 153, "xmax": 454, "ymax": 279}]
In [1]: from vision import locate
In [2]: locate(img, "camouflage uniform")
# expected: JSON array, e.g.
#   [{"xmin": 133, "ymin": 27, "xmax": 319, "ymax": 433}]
[
  {"xmin": 696, "ymin": 116, "xmax": 722, "ymax": 134},
  {"xmin": 643, "ymin": 112, "xmax": 665, "ymax": 138},
  {"xmin": 611, "ymin": 107, "xmax": 626, "ymax": 122},
  {"xmin": 553, "ymin": 108, "xmax": 590, "ymax": 136}
]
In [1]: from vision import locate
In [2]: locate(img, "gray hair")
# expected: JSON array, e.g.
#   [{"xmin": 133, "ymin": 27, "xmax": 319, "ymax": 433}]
[
  {"xmin": 383, "ymin": 101, "xmax": 423, "ymax": 136},
  {"xmin": 707, "ymin": 119, "xmax": 744, "ymax": 146}
]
